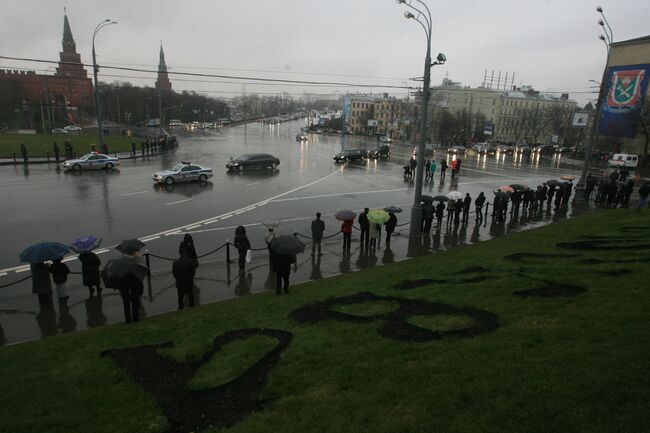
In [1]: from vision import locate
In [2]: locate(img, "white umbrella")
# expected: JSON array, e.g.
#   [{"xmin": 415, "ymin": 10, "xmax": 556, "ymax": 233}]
[{"xmin": 447, "ymin": 191, "xmax": 463, "ymax": 201}]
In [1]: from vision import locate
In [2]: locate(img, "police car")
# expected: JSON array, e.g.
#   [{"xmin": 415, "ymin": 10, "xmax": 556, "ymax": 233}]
[
  {"xmin": 152, "ymin": 161, "xmax": 214, "ymax": 185},
  {"xmin": 62, "ymin": 152, "xmax": 120, "ymax": 171}
]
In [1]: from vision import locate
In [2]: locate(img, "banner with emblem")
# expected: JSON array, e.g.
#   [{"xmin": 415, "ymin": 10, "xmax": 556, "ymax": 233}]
[{"xmin": 598, "ymin": 63, "xmax": 650, "ymax": 138}]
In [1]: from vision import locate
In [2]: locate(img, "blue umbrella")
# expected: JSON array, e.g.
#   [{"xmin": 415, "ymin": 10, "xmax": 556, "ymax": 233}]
[
  {"xmin": 335, "ymin": 209, "xmax": 356, "ymax": 221},
  {"xmin": 20, "ymin": 242, "xmax": 69, "ymax": 263},
  {"xmin": 70, "ymin": 236, "xmax": 102, "ymax": 253}
]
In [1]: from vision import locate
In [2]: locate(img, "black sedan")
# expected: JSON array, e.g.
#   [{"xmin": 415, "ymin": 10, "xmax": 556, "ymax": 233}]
[
  {"xmin": 226, "ymin": 154, "xmax": 280, "ymax": 171},
  {"xmin": 368, "ymin": 144, "xmax": 391, "ymax": 158},
  {"xmin": 333, "ymin": 149, "xmax": 367, "ymax": 163}
]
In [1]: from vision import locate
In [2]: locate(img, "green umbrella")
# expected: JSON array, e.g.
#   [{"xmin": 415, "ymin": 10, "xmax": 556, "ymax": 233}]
[{"xmin": 367, "ymin": 209, "xmax": 390, "ymax": 224}]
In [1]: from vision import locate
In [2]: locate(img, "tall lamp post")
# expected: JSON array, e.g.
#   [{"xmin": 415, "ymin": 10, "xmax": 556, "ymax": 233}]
[
  {"xmin": 575, "ymin": 6, "xmax": 613, "ymax": 203},
  {"xmin": 92, "ymin": 19, "xmax": 117, "ymax": 149},
  {"xmin": 395, "ymin": 0, "xmax": 446, "ymax": 238}
]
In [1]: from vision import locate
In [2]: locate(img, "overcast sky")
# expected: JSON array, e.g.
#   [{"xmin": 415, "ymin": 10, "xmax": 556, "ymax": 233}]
[{"xmin": 2, "ymin": 0, "xmax": 649, "ymax": 105}]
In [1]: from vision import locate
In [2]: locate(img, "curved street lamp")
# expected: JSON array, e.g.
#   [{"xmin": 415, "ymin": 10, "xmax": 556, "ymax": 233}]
[
  {"xmin": 92, "ymin": 19, "xmax": 117, "ymax": 149},
  {"xmin": 576, "ymin": 7, "xmax": 614, "ymax": 203},
  {"xmin": 395, "ymin": 0, "xmax": 446, "ymax": 239}
]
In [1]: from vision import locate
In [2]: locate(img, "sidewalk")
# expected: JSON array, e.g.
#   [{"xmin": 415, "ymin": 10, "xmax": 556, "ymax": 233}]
[{"xmin": 0, "ymin": 204, "xmax": 584, "ymax": 346}]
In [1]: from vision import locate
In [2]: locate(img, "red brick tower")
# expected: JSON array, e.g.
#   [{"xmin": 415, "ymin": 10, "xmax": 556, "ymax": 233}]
[{"xmin": 155, "ymin": 44, "xmax": 172, "ymax": 91}]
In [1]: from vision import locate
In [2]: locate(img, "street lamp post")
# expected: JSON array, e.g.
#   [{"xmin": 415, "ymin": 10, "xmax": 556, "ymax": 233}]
[
  {"xmin": 395, "ymin": 0, "xmax": 445, "ymax": 239},
  {"xmin": 574, "ymin": 7, "xmax": 613, "ymax": 204},
  {"xmin": 92, "ymin": 19, "xmax": 117, "ymax": 149}
]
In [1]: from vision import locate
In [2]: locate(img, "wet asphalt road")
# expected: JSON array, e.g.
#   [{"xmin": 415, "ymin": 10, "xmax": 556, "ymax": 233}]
[
  {"xmin": 0, "ymin": 120, "xmax": 580, "ymax": 273},
  {"xmin": 0, "ymin": 120, "xmax": 584, "ymax": 345}
]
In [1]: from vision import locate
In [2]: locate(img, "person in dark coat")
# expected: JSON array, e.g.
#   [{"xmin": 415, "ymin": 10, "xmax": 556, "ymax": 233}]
[
  {"xmin": 475, "ymin": 192, "xmax": 486, "ymax": 223},
  {"xmin": 454, "ymin": 198, "xmax": 463, "ymax": 225},
  {"xmin": 140, "ymin": 141, "xmax": 145, "ymax": 156},
  {"xmin": 462, "ymin": 193, "xmax": 472, "ymax": 224},
  {"xmin": 178, "ymin": 234, "xmax": 198, "ymax": 267},
  {"xmin": 49, "ymin": 258, "xmax": 70, "ymax": 301},
  {"xmin": 510, "ymin": 190, "xmax": 522, "ymax": 214},
  {"xmin": 131, "ymin": 141, "xmax": 136, "ymax": 157},
  {"xmin": 53, "ymin": 142, "xmax": 60, "ymax": 161},
  {"xmin": 172, "ymin": 250, "xmax": 196, "ymax": 309},
  {"xmin": 622, "ymin": 180, "xmax": 635, "ymax": 207},
  {"xmin": 384, "ymin": 212, "xmax": 397, "ymax": 244},
  {"xmin": 424, "ymin": 160, "xmax": 431, "ymax": 180},
  {"xmin": 272, "ymin": 253, "xmax": 295, "ymax": 295},
  {"xmin": 20, "ymin": 143, "xmax": 28, "ymax": 162},
  {"xmin": 456, "ymin": 158, "xmax": 462, "ymax": 174},
  {"xmin": 435, "ymin": 202, "xmax": 445, "ymax": 227},
  {"xmin": 79, "ymin": 251, "xmax": 102, "ymax": 295},
  {"xmin": 440, "ymin": 159, "xmax": 447, "ymax": 180},
  {"xmin": 234, "ymin": 226, "xmax": 251, "ymax": 271},
  {"xmin": 358, "ymin": 208, "xmax": 370, "ymax": 248},
  {"xmin": 585, "ymin": 174, "xmax": 597, "ymax": 201},
  {"xmin": 112, "ymin": 253, "xmax": 146, "ymax": 323},
  {"xmin": 311, "ymin": 212, "xmax": 325, "ymax": 257},
  {"xmin": 421, "ymin": 201, "xmax": 434, "ymax": 232},
  {"xmin": 31, "ymin": 262, "xmax": 52, "ymax": 303}
]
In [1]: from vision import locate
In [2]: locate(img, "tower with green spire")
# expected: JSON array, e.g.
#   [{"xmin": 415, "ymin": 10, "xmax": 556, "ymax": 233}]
[{"xmin": 155, "ymin": 43, "xmax": 172, "ymax": 91}]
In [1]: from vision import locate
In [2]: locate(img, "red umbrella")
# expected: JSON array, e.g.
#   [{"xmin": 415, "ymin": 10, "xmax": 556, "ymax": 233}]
[{"xmin": 498, "ymin": 185, "xmax": 515, "ymax": 193}]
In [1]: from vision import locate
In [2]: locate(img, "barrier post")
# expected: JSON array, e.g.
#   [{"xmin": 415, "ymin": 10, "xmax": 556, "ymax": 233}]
[
  {"xmin": 144, "ymin": 250, "xmax": 152, "ymax": 298},
  {"xmin": 226, "ymin": 240, "xmax": 232, "ymax": 263}
]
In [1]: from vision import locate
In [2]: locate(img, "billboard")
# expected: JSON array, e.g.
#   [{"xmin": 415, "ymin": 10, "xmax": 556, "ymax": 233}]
[
  {"xmin": 572, "ymin": 112, "xmax": 588, "ymax": 127},
  {"xmin": 343, "ymin": 95, "xmax": 351, "ymax": 125},
  {"xmin": 367, "ymin": 119, "xmax": 378, "ymax": 127},
  {"xmin": 483, "ymin": 123, "xmax": 495, "ymax": 135},
  {"xmin": 598, "ymin": 63, "xmax": 650, "ymax": 138}
]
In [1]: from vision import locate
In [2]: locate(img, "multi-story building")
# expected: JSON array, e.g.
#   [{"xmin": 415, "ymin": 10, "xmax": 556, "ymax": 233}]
[
  {"xmin": 346, "ymin": 94, "xmax": 415, "ymax": 138},
  {"xmin": 428, "ymin": 78, "xmax": 577, "ymax": 145}
]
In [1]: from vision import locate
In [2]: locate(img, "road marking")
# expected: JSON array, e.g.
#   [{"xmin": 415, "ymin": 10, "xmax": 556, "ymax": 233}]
[
  {"xmin": 269, "ymin": 188, "xmax": 408, "ymax": 203},
  {"xmin": 121, "ymin": 190, "xmax": 148, "ymax": 196},
  {"xmin": 246, "ymin": 181, "xmax": 260, "ymax": 186},
  {"xmin": 140, "ymin": 236, "xmax": 161, "ymax": 242},
  {"xmin": 0, "ymin": 272, "xmax": 6, "ymax": 277},
  {"xmin": 185, "ymin": 225, "xmax": 201, "ymax": 230},
  {"xmin": 16, "ymin": 266, "xmax": 30, "ymax": 273},
  {"xmin": 166, "ymin": 198, "xmax": 193, "ymax": 206},
  {"xmin": 94, "ymin": 248, "xmax": 109, "ymax": 254},
  {"xmin": 234, "ymin": 210, "xmax": 247, "ymax": 215},
  {"xmin": 221, "ymin": 215, "xmax": 232, "ymax": 220}
]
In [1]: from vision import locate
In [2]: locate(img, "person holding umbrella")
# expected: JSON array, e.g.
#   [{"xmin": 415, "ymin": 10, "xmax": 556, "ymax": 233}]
[
  {"xmin": 435, "ymin": 201, "xmax": 446, "ymax": 228},
  {"xmin": 422, "ymin": 200, "xmax": 434, "ymax": 232},
  {"xmin": 269, "ymin": 235, "xmax": 304, "ymax": 295},
  {"xmin": 102, "ymin": 239, "xmax": 147, "ymax": 323},
  {"xmin": 20, "ymin": 241, "xmax": 70, "ymax": 304},
  {"xmin": 335, "ymin": 210, "xmax": 356, "ymax": 254},
  {"xmin": 475, "ymin": 192, "xmax": 486, "ymax": 223},
  {"xmin": 71, "ymin": 236, "xmax": 103, "ymax": 296}
]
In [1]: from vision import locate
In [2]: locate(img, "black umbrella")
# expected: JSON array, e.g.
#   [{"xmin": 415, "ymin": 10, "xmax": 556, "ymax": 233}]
[
  {"xmin": 383, "ymin": 206, "xmax": 403, "ymax": 213},
  {"xmin": 509, "ymin": 184, "xmax": 527, "ymax": 191},
  {"xmin": 432, "ymin": 195, "xmax": 450, "ymax": 202},
  {"xmin": 115, "ymin": 239, "xmax": 146, "ymax": 255},
  {"xmin": 421, "ymin": 195, "xmax": 434, "ymax": 203},
  {"xmin": 270, "ymin": 235, "xmax": 305, "ymax": 256},
  {"xmin": 101, "ymin": 255, "xmax": 148, "ymax": 289},
  {"xmin": 546, "ymin": 179, "xmax": 561, "ymax": 187}
]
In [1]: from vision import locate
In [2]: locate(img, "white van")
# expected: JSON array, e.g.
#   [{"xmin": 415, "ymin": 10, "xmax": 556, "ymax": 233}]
[{"xmin": 608, "ymin": 153, "xmax": 639, "ymax": 168}]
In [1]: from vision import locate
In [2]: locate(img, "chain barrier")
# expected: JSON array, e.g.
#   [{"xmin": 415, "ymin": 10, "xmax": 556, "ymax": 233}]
[
  {"xmin": 196, "ymin": 242, "xmax": 228, "ymax": 258},
  {"xmin": 146, "ymin": 252, "xmax": 175, "ymax": 261},
  {"xmin": 0, "ymin": 275, "xmax": 31, "ymax": 288}
]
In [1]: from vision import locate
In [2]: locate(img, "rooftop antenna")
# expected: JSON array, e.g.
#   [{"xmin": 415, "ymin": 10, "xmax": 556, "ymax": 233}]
[{"xmin": 504, "ymin": 72, "xmax": 509, "ymax": 90}]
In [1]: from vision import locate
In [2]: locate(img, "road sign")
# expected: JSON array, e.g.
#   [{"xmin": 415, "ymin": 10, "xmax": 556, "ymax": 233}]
[
  {"xmin": 572, "ymin": 112, "xmax": 588, "ymax": 127},
  {"xmin": 483, "ymin": 123, "xmax": 495, "ymax": 135}
]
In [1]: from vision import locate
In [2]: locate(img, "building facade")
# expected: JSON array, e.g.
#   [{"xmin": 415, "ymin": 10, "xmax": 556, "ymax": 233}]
[
  {"xmin": 0, "ymin": 12, "xmax": 93, "ymax": 115},
  {"xmin": 428, "ymin": 78, "xmax": 577, "ymax": 145},
  {"xmin": 347, "ymin": 94, "xmax": 414, "ymax": 138}
]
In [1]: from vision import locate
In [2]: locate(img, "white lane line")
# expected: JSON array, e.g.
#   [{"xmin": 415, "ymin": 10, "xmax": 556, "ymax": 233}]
[
  {"xmin": 185, "ymin": 225, "xmax": 201, "ymax": 230},
  {"xmin": 246, "ymin": 181, "xmax": 260, "ymax": 186},
  {"xmin": 141, "ymin": 236, "xmax": 161, "ymax": 242},
  {"xmin": 16, "ymin": 267, "xmax": 30, "ymax": 273},
  {"xmin": 166, "ymin": 198, "xmax": 193, "ymax": 206},
  {"xmin": 270, "ymin": 188, "xmax": 409, "ymax": 203},
  {"xmin": 94, "ymin": 248, "xmax": 109, "ymax": 254},
  {"xmin": 221, "ymin": 215, "xmax": 232, "ymax": 220},
  {"xmin": 0, "ymin": 272, "xmax": 6, "ymax": 277},
  {"xmin": 234, "ymin": 210, "xmax": 247, "ymax": 215},
  {"xmin": 121, "ymin": 190, "xmax": 148, "ymax": 196}
]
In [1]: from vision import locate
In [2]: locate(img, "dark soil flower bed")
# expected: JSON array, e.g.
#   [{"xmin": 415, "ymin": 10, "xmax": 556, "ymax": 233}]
[
  {"xmin": 504, "ymin": 252, "xmax": 580, "ymax": 261},
  {"xmin": 102, "ymin": 328, "xmax": 292, "ymax": 433},
  {"xmin": 290, "ymin": 292, "xmax": 498, "ymax": 342}
]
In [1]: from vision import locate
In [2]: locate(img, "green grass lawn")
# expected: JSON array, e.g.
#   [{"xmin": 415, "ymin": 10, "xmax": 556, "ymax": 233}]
[
  {"xmin": 0, "ymin": 133, "xmax": 135, "ymax": 157},
  {"xmin": 1, "ymin": 210, "xmax": 649, "ymax": 433}
]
